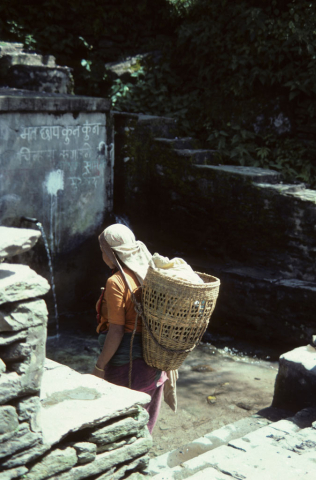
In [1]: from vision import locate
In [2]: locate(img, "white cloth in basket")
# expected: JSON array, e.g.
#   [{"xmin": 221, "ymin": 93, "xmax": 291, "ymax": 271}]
[{"xmin": 149, "ymin": 253, "xmax": 204, "ymax": 284}]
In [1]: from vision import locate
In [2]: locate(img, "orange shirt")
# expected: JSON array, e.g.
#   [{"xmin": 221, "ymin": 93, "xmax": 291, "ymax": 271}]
[{"xmin": 96, "ymin": 267, "xmax": 142, "ymax": 334}]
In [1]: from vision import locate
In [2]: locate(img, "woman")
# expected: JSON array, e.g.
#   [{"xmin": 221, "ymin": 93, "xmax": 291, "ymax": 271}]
[{"xmin": 92, "ymin": 223, "xmax": 167, "ymax": 433}]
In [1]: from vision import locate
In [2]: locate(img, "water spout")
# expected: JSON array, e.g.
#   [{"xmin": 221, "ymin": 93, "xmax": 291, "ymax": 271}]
[
  {"xmin": 36, "ymin": 222, "xmax": 59, "ymax": 338},
  {"xmin": 21, "ymin": 216, "xmax": 38, "ymax": 224},
  {"xmin": 21, "ymin": 216, "xmax": 59, "ymax": 337}
]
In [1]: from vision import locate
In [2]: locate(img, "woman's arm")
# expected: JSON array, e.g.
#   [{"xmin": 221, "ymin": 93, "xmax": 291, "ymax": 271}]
[{"xmin": 92, "ymin": 323, "xmax": 125, "ymax": 378}]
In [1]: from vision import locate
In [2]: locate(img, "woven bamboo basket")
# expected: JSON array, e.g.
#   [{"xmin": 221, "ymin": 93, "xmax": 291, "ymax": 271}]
[{"xmin": 141, "ymin": 267, "xmax": 220, "ymax": 371}]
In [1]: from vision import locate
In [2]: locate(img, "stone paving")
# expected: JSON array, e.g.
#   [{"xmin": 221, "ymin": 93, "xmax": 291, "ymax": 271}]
[{"xmin": 148, "ymin": 407, "xmax": 316, "ymax": 479}]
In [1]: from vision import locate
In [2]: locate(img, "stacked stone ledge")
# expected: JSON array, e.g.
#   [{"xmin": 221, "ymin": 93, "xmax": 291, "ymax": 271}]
[
  {"xmin": 0, "ymin": 226, "xmax": 152, "ymax": 480},
  {"xmin": 0, "ymin": 42, "xmax": 73, "ymax": 94}
]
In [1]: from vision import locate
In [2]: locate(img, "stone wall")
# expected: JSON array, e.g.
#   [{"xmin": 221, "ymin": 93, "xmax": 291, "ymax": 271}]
[
  {"xmin": 1, "ymin": 226, "xmax": 51, "ymax": 478},
  {"xmin": 114, "ymin": 112, "xmax": 316, "ymax": 348},
  {"xmin": 0, "ymin": 226, "xmax": 152, "ymax": 479}
]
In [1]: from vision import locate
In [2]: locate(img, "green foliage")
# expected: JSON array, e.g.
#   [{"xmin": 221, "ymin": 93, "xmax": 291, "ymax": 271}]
[
  {"xmin": 108, "ymin": 0, "xmax": 316, "ymax": 186},
  {"xmin": 207, "ymin": 125, "xmax": 316, "ymax": 186}
]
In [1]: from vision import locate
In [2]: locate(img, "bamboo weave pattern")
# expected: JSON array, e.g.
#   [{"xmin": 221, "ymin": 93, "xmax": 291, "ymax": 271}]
[{"xmin": 142, "ymin": 267, "xmax": 220, "ymax": 370}]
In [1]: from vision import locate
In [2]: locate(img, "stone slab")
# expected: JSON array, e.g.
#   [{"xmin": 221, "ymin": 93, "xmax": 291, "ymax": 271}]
[
  {"xmin": 96, "ymin": 435, "xmax": 137, "ymax": 454},
  {"xmin": 289, "ymin": 407, "xmax": 316, "ymax": 428},
  {"xmin": 40, "ymin": 360, "xmax": 150, "ymax": 446},
  {"xmin": 148, "ymin": 438, "xmax": 214, "ymax": 475},
  {"xmin": 188, "ymin": 467, "xmax": 232, "ymax": 480},
  {"xmin": 7, "ymin": 64, "xmax": 73, "ymax": 95},
  {"xmin": 256, "ymin": 183, "xmax": 306, "ymax": 194},
  {"xmin": 0, "ymin": 43, "xmax": 24, "ymax": 54},
  {"xmin": 227, "ymin": 416, "xmax": 315, "ymax": 453},
  {"xmin": 0, "ymin": 299, "xmax": 48, "ymax": 332},
  {"xmin": 15, "ymin": 395, "xmax": 42, "ymax": 432},
  {"xmin": 0, "ymin": 372, "xmax": 22, "ymax": 405},
  {"xmin": 48, "ymin": 433, "xmax": 152, "ymax": 480},
  {"xmin": 203, "ymin": 443, "xmax": 316, "ymax": 480},
  {"xmin": 24, "ymin": 446, "xmax": 77, "ymax": 480},
  {"xmin": 174, "ymin": 149, "xmax": 216, "ymax": 165},
  {"xmin": 0, "ymin": 264, "xmax": 50, "ymax": 305},
  {"xmin": 73, "ymin": 442, "xmax": 96, "ymax": 465},
  {"xmin": 86, "ymin": 407, "xmax": 149, "ymax": 445},
  {"xmin": 209, "ymin": 263, "xmax": 316, "ymax": 345},
  {"xmin": 0, "ymin": 466, "xmax": 28, "ymax": 480},
  {"xmin": 0, "ymin": 405, "xmax": 19, "ymax": 435},
  {"xmin": 228, "ymin": 423, "xmax": 293, "ymax": 452},
  {"xmin": 0, "ymin": 340, "xmax": 32, "ymax": 360},
  {"xmin": 164, "ymin": 442, "xmax": 315, "ymax": 480},
  {"xmin": 1, "ymin": 442, "xmax": 50, "ymax": 469},
  {"xmin": 150, "ymin": 446, "xmax": 231, "ymax": 480},
  {"xmin": 154, "ymin": 137, "xmax": 199, "ymax": 150},
  {"xmin": 19, "ymin": 323, "xmax": 47, "ymax": 393},
  {"xmin": 95, "ymin": 455, "xmax": 149, "ymax": 480},
  {"xmin": 273, "ymin": 346, "xmax": 316, "ymax": 411},
  {"xmin": 0, "ymin": 330, "xmax": 28, "ymax": 347},
  {"xmin": 269, "ymin": 419, "xmax": 301, "ymax": 434},
  {"xmin": 0, "ymin": 227, "xmax": 40, "ymax": 259},
  {"xmin": 279, "ymin": 345, "xmax": 316, "ymax": 371},
  {"xmin": 193, "ymin": 164, "xmax": 281, "ymax": 183},
  {"xmin": 0, "ymin": 89, "xmax": 110, "ymax": 112},
  {"xmin": 0, "ymin": 53, "xmax": 56, "ymax": 68},
  {"xmin": 0, "ymin": 358, "xmax": 6, "ymax": 373},
  {"xmin": 148, "ymin": 415, "xmax": 271, "ymax": 475},
  {"xmin": 278, "ymin": 427, "xmax": 316, "ymax": 453},
  {"xmin": 0, "ymin": 422, "xmax": 41, "ymax": 460}
]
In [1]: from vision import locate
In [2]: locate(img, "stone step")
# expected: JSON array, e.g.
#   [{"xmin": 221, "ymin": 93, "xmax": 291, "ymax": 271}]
[
  {"xmin": 188, "ymin": 259, "xmax": 316, "ymax": 347},
  {"xmin": 0, "ymin": 42, "xmax": 24, "ymax": 55},
  {"xmin": 149, "ymin": 408, "xmax": 316, "ymax": 480},
  {"xmin": 5, "ymin": 64, "xmax": 73, "ymax": 94},
  {"xmin": 255, "ymin": 182, "xmax": 306, "ymax": 193},
  {"xmin": 154, "ymin": 137, "xmax": 201, "ymax": 150},
  {"xmin": 137, "ymin": 114, "xmax": 178, "ymax": 139},
  {"xmin": 148, "ymin": 414, "xmax": 273, "ymax": 477},
  {"xmin": 0, "ymin": 52, "xmax": 56, "ymax": 69},
  {"xmin": 0, "ymin": 41, "xmax": 73, "ymax": 94},
  {"xmin": 174, "ymin": 149, "xmax": 218, "ymax": 165},
  {"xmin": 194, "ymin": 164, "xmax": 281, "ymax": 183}
]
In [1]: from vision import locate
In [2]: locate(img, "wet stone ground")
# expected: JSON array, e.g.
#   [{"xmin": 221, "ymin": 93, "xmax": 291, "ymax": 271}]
[{"xmin": 46, "ymin": 329, "xmax": 279, "ymax": 457}]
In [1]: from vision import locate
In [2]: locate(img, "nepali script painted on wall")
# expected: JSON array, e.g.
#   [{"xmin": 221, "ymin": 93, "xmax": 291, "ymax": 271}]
[{"xmin": 0, "ymin": 112, "xmax": 113, "ymax": 253}]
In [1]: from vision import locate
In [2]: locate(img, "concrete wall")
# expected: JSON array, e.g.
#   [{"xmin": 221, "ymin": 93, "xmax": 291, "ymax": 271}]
[{"xmin": 0, "ymin": 89, "xmax": 113, "ymax": 254}]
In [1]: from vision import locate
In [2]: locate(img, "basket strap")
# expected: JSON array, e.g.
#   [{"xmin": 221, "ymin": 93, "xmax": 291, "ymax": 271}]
[{"xmin": 113, "ymin": 253, "xmax": 139, "ymax": 389}]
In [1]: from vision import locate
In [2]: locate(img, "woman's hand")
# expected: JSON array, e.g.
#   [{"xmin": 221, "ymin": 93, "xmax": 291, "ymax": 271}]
[
  {"xmin": 91, "ymin": 323, "xmax": 125, "ymax": 378},
  {"xmin": 92, "ymin": 366, "xmax": 105, "ymax": 379}
]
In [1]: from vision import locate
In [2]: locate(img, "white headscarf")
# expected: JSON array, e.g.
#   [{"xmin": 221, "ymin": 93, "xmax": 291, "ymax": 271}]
[{"xmin": 99, "ymin": 224, "xmax": 152, "ymax": 285}]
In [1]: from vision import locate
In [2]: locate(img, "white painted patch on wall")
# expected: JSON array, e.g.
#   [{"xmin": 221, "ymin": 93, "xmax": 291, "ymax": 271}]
[
  {"xmin": 44, "ymin": 170, "xmax": 64, "ymax": 196},
  {"xmin": 43, "ymin": 170, "xmax": 64, "ymax": 255}
]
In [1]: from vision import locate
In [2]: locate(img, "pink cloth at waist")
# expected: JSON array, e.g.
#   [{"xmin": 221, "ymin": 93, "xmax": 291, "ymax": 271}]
[{"xmin": 103, "ymin": 358, "xmax": 167, "ymax": 393}]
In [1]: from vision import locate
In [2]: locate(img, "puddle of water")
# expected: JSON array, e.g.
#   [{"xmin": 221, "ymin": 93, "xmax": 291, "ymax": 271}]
[{"xmin": 200, "ymin": 342, "xmax": 278, "ymax": 370}]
